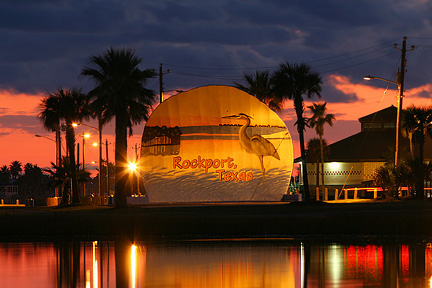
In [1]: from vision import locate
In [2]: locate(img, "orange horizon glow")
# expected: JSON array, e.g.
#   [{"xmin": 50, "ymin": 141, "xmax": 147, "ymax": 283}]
[{"xmin": 0, "ymin": 76, "xmax": 431, "ymax": 177}]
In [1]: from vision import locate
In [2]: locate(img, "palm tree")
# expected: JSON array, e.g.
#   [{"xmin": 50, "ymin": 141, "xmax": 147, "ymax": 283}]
[
  {"xmin": 9, "ymin": 160, "xmax": 22, "ymax": 180},
  {"xmin": 0, "ymin": 165, "xmax": 10, "ymax": 185},
  {"xmin": 39, "ymin": 87, "xmax": 90, "ymax": 204},
  {"xmin": 391, "ymin": 163, "xmax": 411, "ymax": 198},
  {"xmin": 234, "ymin": 70, "xmax": 282, "ymax": 111},
  {"xmin": 373, "ymin": 165, "xmax": 393, "ymax": 198},
  {"xmin": 45, "ymin": 157, "xmax": 74, "ymax": 202},
  {"xmin": 81, "ymin": 47, "xmax": 157, "ymax": 207},
  {"xmin": 272, "ymin": 62, "xmax": 322, "ymax": 201},
  {"xmin": 402, "ymin": 105, "xmax": 432, "ymax": 199},
  {"xmin": 307, "ymin": 102, "xmax": 335, "ymax": 194}
]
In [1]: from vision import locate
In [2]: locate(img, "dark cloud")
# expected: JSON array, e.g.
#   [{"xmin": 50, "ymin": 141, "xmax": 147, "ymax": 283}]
[
  {"xmin": 0, "ymin": 115, "xmax": 45, "ymax": 134},
  {"xmin": 321, "ymin": 79, "xmax": 359, "ymax": 103},
  {"xmin": 0, "ymin": 0, "xmax": 431, "ymax": 99}
]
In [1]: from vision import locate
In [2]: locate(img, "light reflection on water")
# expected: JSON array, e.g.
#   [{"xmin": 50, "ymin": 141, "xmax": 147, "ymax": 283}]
[{"xmin": 0, "ymin": 240, "xmax": 432, "ymax": 287}]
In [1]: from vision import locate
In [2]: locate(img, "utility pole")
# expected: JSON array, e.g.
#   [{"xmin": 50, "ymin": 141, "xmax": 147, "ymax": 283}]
[
  {"xmin": 105, "ymin": 139, "xmax": 110, "ymax": 196},
  {"xmin": 134, "ymin": 143, "xmax": 140, "ymax": 195},
  {"xmin": 159, "ymin": 63, "xmax": 170, "ymax": 103},
  {"xmin": 55, "ymin": 126, "xmax": 61, "ymax": 198},
  {"xmin": 82, "ymin": 133, "xmax": 87, "ymax": 197},
  {"xmin": 77, "ymin": 143, "xmax": 80, "ymax": 169},
  {"xmin": 394, "ymin": 37, "xmax": 415, "ymax": 166}
]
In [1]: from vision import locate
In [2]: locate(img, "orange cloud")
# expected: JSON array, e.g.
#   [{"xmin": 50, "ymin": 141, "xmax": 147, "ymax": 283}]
[{"xmin": 0, "ymin": 88, "xmax": 44, "ymax": 116}]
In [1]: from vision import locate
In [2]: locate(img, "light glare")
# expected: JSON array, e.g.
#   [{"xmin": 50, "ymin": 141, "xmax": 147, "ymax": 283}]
[
  {"xmin": 131, "ymin": 244, "xmax": 137, "ymax": 288},
  {"xmin": 129, "ymin": 162, "xmax": 137, "ymax": 171}
]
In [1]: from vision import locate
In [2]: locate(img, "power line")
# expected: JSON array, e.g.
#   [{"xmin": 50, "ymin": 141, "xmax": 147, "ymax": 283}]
[
  {"xmin": 318, "ymin": 51, "xmax": 400, "ymax": 74},
  {"xmin": 311, "ymin": 46, "xmax": 393, "ymax": 69},
  {"xmin": 306, "ymin": 38, "xmax": 399, "ymax": 64},
  {"xmin": 170, "ymin": 70, "xmax": 243, "ymax": 81},
  {"xmin": 164, "ymin": 38, "xmax": 401, "ymax": 73},
  {"xmin": 165, "ymin": 63, "xmax": 277, "ymax": 71},
  {"xmin": 161, "ymin": 37, "xmax": 424, "ymax": 90},
  {"xmin": 164, "ymin": 49, "xmax": 402, "ymax": 83}
]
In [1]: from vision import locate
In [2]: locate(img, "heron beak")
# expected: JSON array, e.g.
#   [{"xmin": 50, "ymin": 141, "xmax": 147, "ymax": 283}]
[{"xmin": 222, "ymin": 115, "xmax": 238, "ymax": 119}]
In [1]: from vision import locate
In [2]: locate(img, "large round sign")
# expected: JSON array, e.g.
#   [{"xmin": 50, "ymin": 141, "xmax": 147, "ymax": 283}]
[{"xmin": 140, "ymin": 85, "xmax": 293, "ymax": 202}]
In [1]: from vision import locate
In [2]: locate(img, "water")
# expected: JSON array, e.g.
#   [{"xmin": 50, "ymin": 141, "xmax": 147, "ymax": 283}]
[{"xmin": 0, "ymin": 239, "xmax": 431, "ymax": 287}]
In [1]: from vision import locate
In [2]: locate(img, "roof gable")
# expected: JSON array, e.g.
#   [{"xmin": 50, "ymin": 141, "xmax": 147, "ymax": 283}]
[{"xmin": 358, "ymin": 105, "xmax": 397, "ymax": 123}]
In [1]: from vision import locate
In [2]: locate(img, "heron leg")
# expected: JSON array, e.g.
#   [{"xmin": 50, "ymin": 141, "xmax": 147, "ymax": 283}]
[{"xmin": 258, "ymin": 156, "xmax": 265, "ymax": 182}]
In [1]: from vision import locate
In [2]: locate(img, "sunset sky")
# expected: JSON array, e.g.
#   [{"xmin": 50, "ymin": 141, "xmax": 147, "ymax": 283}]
[{"xmin": 1, "ymin": 1, "xmax": 432, "ymax": 175}]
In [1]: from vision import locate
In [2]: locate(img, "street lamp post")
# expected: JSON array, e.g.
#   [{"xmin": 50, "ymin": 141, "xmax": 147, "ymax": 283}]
[
  {"xmin": 159, "ymin": 63, "xmax": 170, "ymax": 103},
  {"xmin": 81, "ymin": 132, "xmax": 90, "ymax": 196},
  {"xmin": 363, "ymin": 75, "xmax": 402, "ymax": 165},
  {"xmin": 93, "ymin": 139, "xmax": 112, "ymax": 197},
  {"xmin": 73, "ymin": 122, "xmax": 102, "ymax": 198},
  {"xmin": 105, "ymin": 139, "xmax": 111, "ymax": 196},
  {"xmin": 363, "ymin": 37, "xmax": 415, "ymax": 166}
]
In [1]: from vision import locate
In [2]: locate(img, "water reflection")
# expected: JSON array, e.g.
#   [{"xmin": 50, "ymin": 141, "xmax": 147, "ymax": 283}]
[{"xmin": 1, "ymin": 240, "xmax": 432, "ymax": 287}]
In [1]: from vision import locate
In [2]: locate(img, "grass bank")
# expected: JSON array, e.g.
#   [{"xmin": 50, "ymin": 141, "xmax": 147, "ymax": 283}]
[{"xmin": 1, "ymin": 199, "xmax": 432, "ymax": 241}]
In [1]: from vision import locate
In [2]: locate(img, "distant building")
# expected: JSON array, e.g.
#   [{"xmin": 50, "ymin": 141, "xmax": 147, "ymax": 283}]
[
  {"xmin": 0, "ymin": 185, "xmax": 19, "ymax": 203},
  {"xmin": 299, "ymin": 106, "xmax": 432, "ymax": 191}
]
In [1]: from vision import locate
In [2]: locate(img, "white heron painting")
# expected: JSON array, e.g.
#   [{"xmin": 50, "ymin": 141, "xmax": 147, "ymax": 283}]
[{"xmin": 223, "ymin": 113, "xmax": 280, "ymax": 181}]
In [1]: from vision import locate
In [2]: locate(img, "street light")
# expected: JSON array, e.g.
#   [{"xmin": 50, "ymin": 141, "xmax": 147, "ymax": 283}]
[
  {"xmin": 73, "ymin": 122, "xmax": 103, "ymax": 198},
  {"xmin": 35, "ymin": 134, "xmax": 55, "ymax": 142},
  {"xmin": 363, "ymin": 75, "xmax": 398, "ymax": 85},
  {"xmin": 128, "ymin": 162, "xmax": 137, "ymax": 171},
  {"xmin": 128, "ymin": 161, "xmax": 140, "ymax": 195},
  {"xmin": 363, "ymin": 74, "xmax": 403, "ymax": 165}
]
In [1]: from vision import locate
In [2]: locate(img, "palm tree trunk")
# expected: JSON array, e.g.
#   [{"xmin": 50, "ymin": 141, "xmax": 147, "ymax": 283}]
[
  {"xmin": 98, "ymin": 117, "xmax": 103, "ymax": 197},
  {"xmin": 417, "ymin": 141, "xmax": 425, "ymax": 199},
  {"xmin": 114, "ymin": 112, "xmax": 129, "ymax": 207},
  {"xmin": 319, "ymin": 135, "xmax": 325, "ymax": 196},
  {"xmin": 55, "ymin": 125, "xmax": 61, "ymax": 198},
  {"xmin": 65, "ymin": 122, "xmax": 80, "ymax": 204},
  {"xmin": 294, "ymin": 98, "xmax": 310, "ymax": 201},
  {"xmin": 409, "ymin": 132, "xmax": 414, "ymax": 159},
  {"xmin": 298, "ymin": 122, "xmax": 309, "ymax": 201}
]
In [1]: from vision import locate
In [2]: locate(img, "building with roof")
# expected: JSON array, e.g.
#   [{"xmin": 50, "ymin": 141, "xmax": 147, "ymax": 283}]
[{"xmin": 303, "ymin": 105, "xmax": 432, "ymax": 192}]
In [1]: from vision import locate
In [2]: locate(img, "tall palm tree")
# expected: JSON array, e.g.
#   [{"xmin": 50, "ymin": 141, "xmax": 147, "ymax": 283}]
[
  {"xmin": 272, "ymin": 62, "xmax": 322, "ymax": 201},
  {"xmin": 402, "ymin": 105, "xmax": 432, "ymax": 199},
  {"xmin": 81, "ymin": 47, "xmax": 157, "ymax": 207},
  {"xmin": 234, "ymin": 70, "xmax": 282, "ymax": 111},
  {"xmin": 308, "ymin": 102, "xmax": 335, "ymax": 194},
  {"xmin": 39, "ymin": 87, "xmax": 90, "ymax": 204}
]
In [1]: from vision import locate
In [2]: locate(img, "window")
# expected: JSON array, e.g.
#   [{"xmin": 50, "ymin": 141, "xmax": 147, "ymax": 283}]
[{"xmin": 363, "ymin": 122, "xmax": 382, "ymax": 129}]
